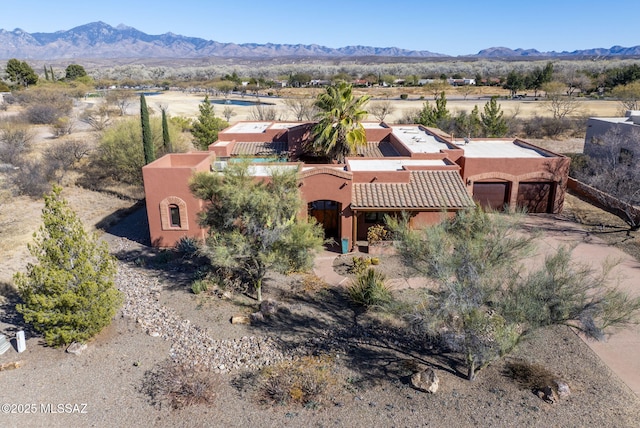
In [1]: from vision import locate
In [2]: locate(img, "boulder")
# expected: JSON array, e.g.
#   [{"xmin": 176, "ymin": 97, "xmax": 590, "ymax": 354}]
[
  {"xmin": 259, "ymin": 299, "xmax": 279, "ymax": 316},
  {"xmin": 66, "ymin": 342, "xmax": 87, "ymax": 355},
  {"xmin": 535, "ymin": 380, "xmax": 570, "ymax": 403},
  {"xmin": 536, "ymin": 385, "xmax": 558, "ymax": 403},
  {"xmin": 0, "ymin": 361, "xmax": 24, "ymax": 371},
  {"xmin": 231, "ymin": 315, "xmax": 250, "ymax": 325},
  {"xmin": 410, "ymin": 368, "xmax": 439, "ymax": 394},
  {"xmin": 555, "ymin": 380, "xmax": 571, "ymax": 398},
  {"xmin": 250, "ymin": 311, "xmax": 265, "ymax": 323}
]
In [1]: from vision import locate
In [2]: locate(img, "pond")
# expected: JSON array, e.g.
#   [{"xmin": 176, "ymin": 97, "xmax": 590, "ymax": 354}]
[
  {"xmin": 136, "ymin": 91, "xmax": 163, "ymax": 96},
  {"xmin": 210, "ymin": 99, "xmax": 275, "ymax": 107}
]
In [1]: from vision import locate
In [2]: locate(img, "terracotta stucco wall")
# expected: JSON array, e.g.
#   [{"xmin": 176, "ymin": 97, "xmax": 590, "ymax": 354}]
[
  {"xmin": 142, "ymin": 153, "xmax": 212, "ymax": 247},
  {"xmin": 299, "ymin": 169, "xmax": 354, "ymax": 248},
  {"xmin": 460, "ymin": 156, "xmax": 570, "ymax": 213}
]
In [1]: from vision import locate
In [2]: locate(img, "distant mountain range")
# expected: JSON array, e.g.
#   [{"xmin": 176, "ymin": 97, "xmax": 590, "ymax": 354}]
[{"xmin": 0, "ymin": 22, "xmax": 638, "ymax": 60}]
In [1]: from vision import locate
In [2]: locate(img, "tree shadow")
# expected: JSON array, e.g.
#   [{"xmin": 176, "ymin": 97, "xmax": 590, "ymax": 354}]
[
  {"xmin": 100, "ymin": 202, "xmax": 151, "ymax": 246},
  {"xmin": 0, "ymin": 282, "xmax": 36, "ymax": 339},
  {"xmin": 243, "ymin": 284, "xmax": 465, "ymax": 389}
]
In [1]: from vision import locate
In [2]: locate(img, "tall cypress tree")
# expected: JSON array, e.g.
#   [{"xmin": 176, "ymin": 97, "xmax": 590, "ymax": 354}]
[
  {"xmin": 44, "ymin": 65, "xmax": 49, "ymax": 81},
  {"xmin": 161, "ymin": 107, "xmax": 172, "ymax": 153},
  {"xmin": 140, "ymin": 94, "xmax": 155, "ymax": 164},
  {"xmin": 49, "ymin": 65, "xmax": 55, "ymax": 81}
]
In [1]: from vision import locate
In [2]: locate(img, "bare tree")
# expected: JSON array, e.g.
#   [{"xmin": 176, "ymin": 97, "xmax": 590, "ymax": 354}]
[
  {"xmin": 105, "ymin": 89, "xmax": 135, "ymax": 116},
  {"xmin": 222, "ymin": 106, "xmax": 236, "ymax": 122},
  {"xmin": 426, "ymin": 80, "xmax": 449, "ymax": 100},
  {"xmin": 542, "ymin": 81, "xmax": 581, "ymax": 120},
  {"xmin": 368, "ymin": 100, "xmax": 395, "ymax": 122},
  {"xmin": 249, "ymin": 103, "xmax": 280, "ymax": 121},
  {"xmin": 611, "ymin": 81, "xmax": 640, "ymax": 113},
  {"xmin": 576, "ymin": 128, "xmax": 640, "ymax": 233},
  {"xmin": 213, "ymin": 81, "xmax": 236, "ymax": 99},
  {"xmin": 43, "ymin": 140, "xmax": 91, "ymax": 183},
  {"xmin": 283, "ymin": 97, "xmax": 316, "ymax": 121},
  {"xmin": 459, "ymin": 83, "xmax": 476, "ymax": 100}
]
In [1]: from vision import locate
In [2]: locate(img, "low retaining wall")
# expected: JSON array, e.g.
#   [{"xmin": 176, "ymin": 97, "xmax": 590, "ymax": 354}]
[{"xmin": 567, "ymin": 177, "xmax": 640, "ymax": 225}]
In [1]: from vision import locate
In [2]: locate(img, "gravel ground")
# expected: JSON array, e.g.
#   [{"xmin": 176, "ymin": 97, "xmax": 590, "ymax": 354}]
[{"xmin": 2, "ymin": 219, "xmax": 640, "ymax": 427}]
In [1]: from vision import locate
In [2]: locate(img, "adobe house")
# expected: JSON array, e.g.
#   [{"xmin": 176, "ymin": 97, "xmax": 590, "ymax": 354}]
[
  {"xmin": 584, "ymin": 110, "xmax": 640, "ymax": 160},
  {"xmin": 142, "ymin": 121, "xmax": 570, "ymax": 249}
]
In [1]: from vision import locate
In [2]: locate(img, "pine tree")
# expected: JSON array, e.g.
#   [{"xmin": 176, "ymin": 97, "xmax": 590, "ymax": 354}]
[
  {"xmin": 481, "ymin": 96, "xmax": 508, "ymax": 137},
  {"xmin": 14, "ymin": 186, "xmax": 122, "ymax": 346},
  {"xmin": 140, "ymin": 94, "xmax": 155, "ymax": 164},
  {"xmin": 191, "ymin": 95, "xmax": 228, "ymax": 150},
  {"xmin": 161, "ymin": 107, "xmax": 172, "ymax": 153}
]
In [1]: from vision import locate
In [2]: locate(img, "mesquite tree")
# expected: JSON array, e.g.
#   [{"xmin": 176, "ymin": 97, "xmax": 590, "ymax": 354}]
[
  {"xmin": 390, "ymin": 207, "xmax": 640, "ymax": 380},
  {"xmin": 190, "ymin": 162, "xmax": 324, "ymax": 302}
]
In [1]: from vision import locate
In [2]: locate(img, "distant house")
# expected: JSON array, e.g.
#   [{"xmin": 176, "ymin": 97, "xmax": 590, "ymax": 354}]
[
  {"xmin": 447, "ymin": 78, "xmax": 476, "ymax": 86},
  {"xmin": 143, "ymin": 122, "xmax": 570, "ymax": 248},
  {"xmin": 309, "ymin": 79, "xmax": 331, "ymax": 86},
  {"xmin": 584, "ymin": 110, "xmax": 640, "ymax": 159}
]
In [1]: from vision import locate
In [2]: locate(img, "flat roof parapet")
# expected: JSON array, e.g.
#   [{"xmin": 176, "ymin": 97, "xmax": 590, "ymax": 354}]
[
  {"xmin": 390, "ymin": 125, "xmax": 451, "ymax": 154},
  {"xmin": 459, "ymin": 139, "xmax": 553, "ymax": 158},
  {"xmin": 348, "ymin": 158, "xmax": 448, "ymax": 171}
]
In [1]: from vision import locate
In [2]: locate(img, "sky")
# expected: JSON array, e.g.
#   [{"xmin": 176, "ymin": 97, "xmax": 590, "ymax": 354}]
[{"xmin": 0, "ymin": 0, "xmax": 637, "ymax": 56}]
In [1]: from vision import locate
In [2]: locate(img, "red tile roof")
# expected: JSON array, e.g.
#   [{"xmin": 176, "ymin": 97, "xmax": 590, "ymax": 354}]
[
  {"xmin": 352, "ymin": 170, "xmax": 475, "ymax": 209},
  {"xmin": 356, "ymin": 141, "xmax": 400, "ymax": 158},
  {"xmin": 231, "ymin": 141, "xmax": 288, "ymax": 156}
]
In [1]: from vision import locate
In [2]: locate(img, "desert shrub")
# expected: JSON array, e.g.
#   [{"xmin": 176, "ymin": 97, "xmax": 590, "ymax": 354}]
[
  {"xmin": 522, "ymin": 116, "xmax": 546, "ymax": 139},
  {"xmin": 91, "ymin": 116, "xmax": 189, "ymax": 185},
  {"xmin": 349, "ymin": 255, "xmax": 372, "ymax": 275},
  {"xmin": 80, "ymin": 105, "xmax": 112, "ymax": 131},
  {"xmin": 347, "ymin": 267, "xmax": 392, "ymax": 309},
  {"xmin": 154, "ymin": 249, "xmax": 174, "ymax": 265},
  {"xmin": 10, "ymin": 159, "xmax": 52, "ymax": 197},
  {"xmin": 0, "ymin": 124, "xmax": 33, "ymax": 165},
  {"xmin": 259, "ymin": 355, "xmax": 337, "ymax": 407},
  {"xmin": 15, "ymin": 87, "xmax": 73, "ymax": 123},
  {"xmin": 170, "ymin": 115, "xmax": 193, "ymax": 132},
  {"xmin": 296, "ymin": 273, "xmax": 329, "ymax": 294},
  {"xmin": 175, "ymin": 236, "xmax": 199, "ymax": 257},
  {"xmin": 400, "ymin": 93, "xmax": 408, "ymax": 100},
  {"xmin": 39, "ymin": 140, "xmax": 90, "ymax": 185},
  {"xmin": 51, "ymin": 116, "xmax": 74, "ymax": 137},
  {"xmin": 141, "ymin": 361, "xmax": 218, "ymax": 410},
  {"xmin": 565, "ymin": 153, "xmax": 589, "ymax": 176},
  {"xmin": 367, "ymin": 224, "xmax": 390, "ymax": 243},
  {"xmin": 191, "ymin": 280, "xmax": 209, "ymax": 295},
  {"xmin": 24, "ymin": 104, "xmax": 63, "ymax": 124}
]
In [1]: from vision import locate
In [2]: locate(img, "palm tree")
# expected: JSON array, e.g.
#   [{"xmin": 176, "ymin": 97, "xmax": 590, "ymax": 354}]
[{"xmin": 308, "ymin": 82, "xmax": 370, "ymax": 163}]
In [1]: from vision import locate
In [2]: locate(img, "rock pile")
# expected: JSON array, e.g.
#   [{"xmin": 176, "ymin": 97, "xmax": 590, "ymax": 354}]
[{"xmin": 115, "ymin": 262, "xmax": 296, "ymax": 373}]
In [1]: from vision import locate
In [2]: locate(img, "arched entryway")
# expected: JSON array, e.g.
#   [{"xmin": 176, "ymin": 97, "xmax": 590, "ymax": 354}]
[{"xmin": 308, "ymin": 200, "xmax": 341, "ymax": 240}]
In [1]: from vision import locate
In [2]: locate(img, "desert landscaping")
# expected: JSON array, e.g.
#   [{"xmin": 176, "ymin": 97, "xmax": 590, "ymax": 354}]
[{"xmin": 1, "ymin": 88, "xmax": 640, "ymax": 427}]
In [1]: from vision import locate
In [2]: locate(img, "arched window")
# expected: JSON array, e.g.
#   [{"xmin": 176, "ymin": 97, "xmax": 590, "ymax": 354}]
[
  {"xmin": 169, "ymin": 204, "xmax": 181, "ymax": 227},
  {"xmin": 160, "ymin": 196, "xmax": 188, "ymax": 230}
]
